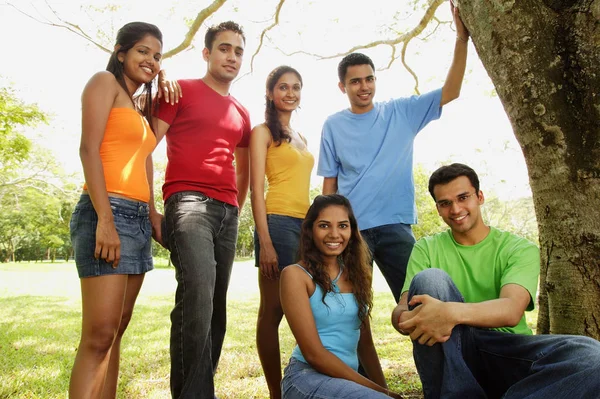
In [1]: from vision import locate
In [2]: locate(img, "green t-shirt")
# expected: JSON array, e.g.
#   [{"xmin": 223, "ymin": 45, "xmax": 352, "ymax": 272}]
[{"xmin": 402, "ymin": 227, "xmax": 540, "ymax": 335}]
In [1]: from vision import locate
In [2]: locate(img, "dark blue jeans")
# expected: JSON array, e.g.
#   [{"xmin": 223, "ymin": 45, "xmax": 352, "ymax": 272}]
[
  {"xmin": 361, "ymin": 223, "xmax": 415, "ymax": 302},
  {"xmin": 164, "ymin": 191, "xmax": 239, "ymax": 399},
  {"xmin": 408, "ymin": 269, "xmax": 600, "ymax": 399}
]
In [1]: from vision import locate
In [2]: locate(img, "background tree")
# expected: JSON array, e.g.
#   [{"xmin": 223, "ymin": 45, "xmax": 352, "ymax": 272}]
[
  {"xmin": 236, "ymin": 202, "xmax": 255, "ymax": 258},
  {"xmin": 0, "ymin": 85, "xmax": 46, "ymax": 196},
  {"xmin": 413, "ymin": 165, "xmax": 446, "ymax": 240},
  {"xmin": 0, "ymin": 85, "xmax": 78, "ymax": 262}
]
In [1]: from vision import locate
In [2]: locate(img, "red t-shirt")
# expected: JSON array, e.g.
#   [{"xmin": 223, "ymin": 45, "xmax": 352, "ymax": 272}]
[{"xmin": 156, "ymin": 79, "xmax": 251, "ymax": 206}]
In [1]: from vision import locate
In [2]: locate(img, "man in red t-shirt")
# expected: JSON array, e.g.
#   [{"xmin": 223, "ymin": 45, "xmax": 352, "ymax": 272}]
[{"xmin": 151, "ymin": 21, "xmax": 251, "ymax": 399}]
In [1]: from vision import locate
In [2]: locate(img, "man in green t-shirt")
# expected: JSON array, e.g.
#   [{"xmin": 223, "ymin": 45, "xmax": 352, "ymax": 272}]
[{"xmin": 391, "ymin": 163, "xmax": 600, "ymax": 399}]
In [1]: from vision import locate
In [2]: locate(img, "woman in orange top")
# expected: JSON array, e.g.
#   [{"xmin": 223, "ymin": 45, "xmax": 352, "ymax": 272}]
[
  {"xmin": 250, "ymin": 65, "xmax": 315, "ymax": 399},
  {"xmin": 69, "ymin": 22, "xmax": 163, "ymax": 398}
]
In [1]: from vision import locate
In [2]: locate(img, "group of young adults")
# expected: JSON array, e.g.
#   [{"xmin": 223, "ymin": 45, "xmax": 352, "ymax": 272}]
[{"xmin": 69, "ymin": 4, "xmax": 600, "ymax": 399}]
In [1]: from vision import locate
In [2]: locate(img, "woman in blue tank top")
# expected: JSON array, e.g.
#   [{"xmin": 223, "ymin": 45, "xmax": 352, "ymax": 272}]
[{"xmin": 280, "ymin": 194, "xmax": 402, "ymax": 398}]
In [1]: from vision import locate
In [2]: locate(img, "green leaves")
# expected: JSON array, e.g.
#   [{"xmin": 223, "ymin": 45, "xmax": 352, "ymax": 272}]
[
  {"xmin": 0, "ymin": 84, "xmax": 78, "ymax": 262},
  {"xmin": 0, "ymin": 86, "xmax": 45, "ymax": 167}
]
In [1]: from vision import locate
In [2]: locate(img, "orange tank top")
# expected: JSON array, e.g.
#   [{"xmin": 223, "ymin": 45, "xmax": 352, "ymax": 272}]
[{"xmin": 83, "ymin": 108, "xmax": 156, "ymax": 202}]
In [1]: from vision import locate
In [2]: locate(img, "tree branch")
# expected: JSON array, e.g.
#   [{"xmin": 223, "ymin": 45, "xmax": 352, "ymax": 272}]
[
  {"xmin": 318, "ymin": 0, "xmax": 444, "ymax": 60},
  {"xmin": 401, "ymin": 40, "xmax": 420, "ymax": 94},
  {"xmin": 274, "ymin": 0, "xmax": 445, "ymax": 93},
  {"xmin": 248, "ymin": 0, "xmax": 287, "ymax": 73},
  {"xmin": 163, "ymin": 0, "xmax": 228, "ymax": 59},
  {"xmin": 8, "ymin": 0, "xmax": 229, "ymax": 59},
  {"xmin": 7, "ymin": 0, "xmax": 111, "ymax": 53}
]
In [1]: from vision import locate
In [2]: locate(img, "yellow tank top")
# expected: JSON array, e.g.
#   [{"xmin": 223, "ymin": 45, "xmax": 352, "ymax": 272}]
[
  {"xmin": 83, "ymin": 108, "xmax": 156, "ymax": 202},
  {"xmin": 265, "ymin": 140, "xmax": 314, "ymax": 219}
]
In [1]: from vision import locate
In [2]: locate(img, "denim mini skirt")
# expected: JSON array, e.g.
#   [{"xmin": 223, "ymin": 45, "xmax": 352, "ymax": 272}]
[
  {"xmin": 70, "ymin": 194, "xmax": 153, "ymax": 278},
  {"xmin": 254, "ymin": 214, "xmax": 303, "ymax": 270}
]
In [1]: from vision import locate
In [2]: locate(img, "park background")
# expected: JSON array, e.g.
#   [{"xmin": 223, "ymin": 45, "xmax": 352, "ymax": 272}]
[{"xmin": 0, "ymin": 0, "xmax": 540, "ymax": 397}]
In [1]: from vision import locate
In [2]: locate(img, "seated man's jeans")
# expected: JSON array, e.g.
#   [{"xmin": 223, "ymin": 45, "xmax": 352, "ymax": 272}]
[
  {"xmin": 164, "ymin": 191, "xmax": 238, "ymax": 399},
  {"xmin": 408, "ymin": 269, "xmax": 600, "ymax": 399}
]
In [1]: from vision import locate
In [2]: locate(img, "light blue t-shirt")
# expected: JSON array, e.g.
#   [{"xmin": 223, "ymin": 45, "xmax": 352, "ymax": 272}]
[
  {"xmin": 317, "ymin": 89, "xmax": 443, "ymax": 230},
  {"xmin": 290, "ymin": 265, "xmax": 361, "ymax": 370}
]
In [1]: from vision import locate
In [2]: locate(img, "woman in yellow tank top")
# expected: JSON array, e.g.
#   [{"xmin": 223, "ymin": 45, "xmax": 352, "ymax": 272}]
[
  {"xmin": 68, "ymin": 22, "xmax": 165, "ymax": 398},
  {"xmin": 250, "ymin": 65, "xmax": 315, "ymax": 398}
]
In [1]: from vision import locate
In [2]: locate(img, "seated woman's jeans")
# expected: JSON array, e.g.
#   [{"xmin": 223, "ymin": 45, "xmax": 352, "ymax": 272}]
[{"xmin": 281, "ymin": 358, "xmax": 390, "ymax": 399}]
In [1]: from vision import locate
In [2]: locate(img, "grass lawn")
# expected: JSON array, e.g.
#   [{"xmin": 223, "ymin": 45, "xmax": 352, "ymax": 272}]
[{"xmin": 0, "ymin": 261, "xmax": 538, "ymax": 398}]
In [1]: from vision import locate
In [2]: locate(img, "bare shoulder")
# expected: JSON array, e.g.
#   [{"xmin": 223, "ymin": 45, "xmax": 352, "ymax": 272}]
[
  {"xmin": 82, "ymin": 71, "xmax": 119, "ymax": 99},
  {"xmin": 250, "ymin": 123, "xmax": 273, "ymax": 145},
  {"xmin": 281, "ymin": 263, "xmax": 310, "ymax": 284},
  {"xmin": 251, "ymin": 123, "xmax": 271, "ymax": 136},
  {"xmin": 281, "ymin": 263, "xmax": 315, "ymax": 298},
  {"xmin": 86, "ymin": 71, "xmax": 118, "ymax": 87}
]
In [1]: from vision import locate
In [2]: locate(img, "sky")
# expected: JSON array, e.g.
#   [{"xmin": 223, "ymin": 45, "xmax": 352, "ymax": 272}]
[{"xmin": 0, "ymin": 0, "xmax": 532, "ymax": 200}]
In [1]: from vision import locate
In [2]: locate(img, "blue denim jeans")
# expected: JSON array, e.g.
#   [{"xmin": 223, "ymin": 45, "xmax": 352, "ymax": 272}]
[
  {"xmin": 361, "ymin": 223, "xmax": 415, "ymax": 302},
  {"xmin": 408, "ymin": 269, "xmax": 600, "ymax": 399},
  {"xmin": 281, "ymin": 358, "xmax": 390, "ymax": 398},
  {"xmin": 254, "ymin": 214, "xmax": 303, "ymax": 270},
  {"xmin": 163, "ymin": 191, "xmax": 239, "ymax": 399}
]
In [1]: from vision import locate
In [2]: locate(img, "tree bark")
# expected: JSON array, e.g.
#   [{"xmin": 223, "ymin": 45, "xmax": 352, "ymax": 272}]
[{"xmin": 458, "ymin": 0, "xmax": 600, "ymax": 337}]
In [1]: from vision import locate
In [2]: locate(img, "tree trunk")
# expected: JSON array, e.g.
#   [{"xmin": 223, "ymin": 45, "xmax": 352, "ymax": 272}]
[{"xmin": 459, "ymin": 0, "xmax": 600, "ymax": 337}]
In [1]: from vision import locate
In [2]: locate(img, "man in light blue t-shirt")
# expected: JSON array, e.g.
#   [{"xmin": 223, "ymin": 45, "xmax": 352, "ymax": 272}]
[{"xmin": 318, "ymin": 5, "xmax": 469, "ymax": 302}]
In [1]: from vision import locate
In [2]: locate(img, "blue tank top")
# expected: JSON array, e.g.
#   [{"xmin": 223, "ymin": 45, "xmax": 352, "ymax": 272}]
[{"xmin": 290, "ymin": 264, "xmax": 361, "ymax": 370}]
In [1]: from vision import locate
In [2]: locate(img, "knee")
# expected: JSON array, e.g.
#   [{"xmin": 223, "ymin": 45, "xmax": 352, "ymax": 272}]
[
  {"xmin": 567, "ymin": 336, "xmax": 600, "ymax": 364},
  {"xmin": 409, "ymin": 269, "xmax": 463, "ymax": 302},
  {"xmin": 81, "ymin": 324, "xmax": 118, "ymax": 355},
  {"xmin": 257, "ymin": 304, "xmax": 284, "ymax": 326},
  {"xmin": 410, "ymin": 268, "xmax": 452, "ymax": 294}
]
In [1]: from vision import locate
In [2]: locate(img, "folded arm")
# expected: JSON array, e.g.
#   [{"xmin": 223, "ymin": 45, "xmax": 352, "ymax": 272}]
[{"xmin": 397, "ymin": 283, "xmax": 531, "ymax": 346}]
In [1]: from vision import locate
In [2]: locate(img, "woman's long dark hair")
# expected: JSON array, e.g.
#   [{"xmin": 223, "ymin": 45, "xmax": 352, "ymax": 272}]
[
  {"xmin": 106, "ymin": 21, "xmax": 162, "ymax": 127},
  {"xmin": 264, "ymin": 65, "xmax": 303, "ymax": 146},
  {"xmin": 299, "ymin": 194, "xmax": 373, "ymax": 324}
]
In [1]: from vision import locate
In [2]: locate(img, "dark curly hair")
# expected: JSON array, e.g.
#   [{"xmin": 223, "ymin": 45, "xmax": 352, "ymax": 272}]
[
  {"xmin": 264, "ymin": 65, "xmax": 303, "ymax": 146},
  {"xmin": 106, "ymin": 21, "xmax": 162, "ymax": 126},
  {"xmin": 299, "ymin": 194, "xmax": 373, "ymax": 324}
]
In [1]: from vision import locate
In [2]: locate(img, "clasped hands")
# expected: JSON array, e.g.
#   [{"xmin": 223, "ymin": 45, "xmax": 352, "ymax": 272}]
[{"xmin": 395, "ymin": 295, "xmax": 456, "ymax": 346}]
